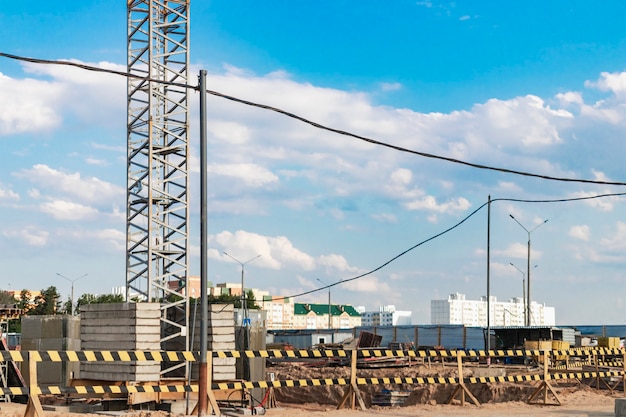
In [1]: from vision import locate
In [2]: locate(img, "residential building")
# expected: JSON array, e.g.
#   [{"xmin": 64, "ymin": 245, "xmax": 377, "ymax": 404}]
[
  {"xmin": 259, "ymin": 295, "xmax": 295, "ymax": 330},
  {"xmin": 357, "ymin": 305, "xmax": 412, "ymax": 326},
  {"xmin": 210, "ymin": 282, "xmax": 269, "ymax": 305},
  {"xmin": 431, "ymin": 293, "xmax": 555, "ymax": 327},
  {"xmin": 293, "ymin": 303, "xmax": 361, "ymax": 330}
]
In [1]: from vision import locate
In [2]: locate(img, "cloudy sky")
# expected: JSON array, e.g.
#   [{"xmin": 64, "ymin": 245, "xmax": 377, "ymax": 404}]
[{"xmin": 2, "ymin": 1, "xmax": 626, "ymax": 325}]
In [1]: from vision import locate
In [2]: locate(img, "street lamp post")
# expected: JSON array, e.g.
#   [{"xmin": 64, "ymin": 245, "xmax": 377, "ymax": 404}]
[
  {"xmin": 509, "ymin": 263, "xmax": 527, "ymax": 325},
  {"xmin": 223, "ymin": 252, "xmax": 261, "ymax": 326},
  {"xmin": 509, "ymin": 215, "xmax": 548, "ymax": 326},
  {"xmin": 316, "ymin": 279, "xmax": 332, "ymax": 329},
  {"xmin": 56, "ymin": 273, "xmax": 88, "ymax": 315}
]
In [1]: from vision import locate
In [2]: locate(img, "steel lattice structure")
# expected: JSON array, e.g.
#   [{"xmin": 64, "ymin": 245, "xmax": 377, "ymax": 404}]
[{"xmin": 127, "ymin": 0, "xmax": 190, "ymax": 376}]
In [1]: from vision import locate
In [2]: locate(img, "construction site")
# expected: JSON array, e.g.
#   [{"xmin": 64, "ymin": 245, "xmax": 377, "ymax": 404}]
[{"xmin": 1, "ymin": 1, "xmax": 626, "ymax": 417}]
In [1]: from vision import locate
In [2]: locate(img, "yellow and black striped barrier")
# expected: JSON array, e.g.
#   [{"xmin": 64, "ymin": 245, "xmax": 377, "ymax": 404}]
[
  {"xmin": 1, "ymin": 369, "xmax": 621, "ymax": 396},
  {"xmin": 1, "ymin": 347, "xmax": 623, "ymax": 362}
]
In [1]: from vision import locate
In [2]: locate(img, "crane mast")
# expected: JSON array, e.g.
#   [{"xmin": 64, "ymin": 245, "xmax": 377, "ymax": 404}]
[{"xmin": 126, "ymin": 0, "xmax": 190, "ymax": 376}]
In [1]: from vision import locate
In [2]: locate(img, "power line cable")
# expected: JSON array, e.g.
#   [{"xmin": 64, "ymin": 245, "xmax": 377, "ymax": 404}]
[
  {"xmin": 284, "ymin": 191, "xmax": 626, "ymax": 300},
  {"xmin": 2, "ymin": 54, "xmax": 625, "ymax": 299},
  {"xmin": 2, "ymin": 52, "xmax": 626, "ymax": 187}
]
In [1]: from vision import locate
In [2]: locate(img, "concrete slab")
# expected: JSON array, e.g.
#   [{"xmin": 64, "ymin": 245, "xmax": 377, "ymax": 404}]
[{"xmin": 616, "ymin": 398, "xmax": 626, "ymax": 417}]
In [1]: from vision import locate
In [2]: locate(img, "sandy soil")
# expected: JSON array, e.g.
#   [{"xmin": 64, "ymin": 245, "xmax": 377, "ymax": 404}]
[{"xmin": 0, "ymin": 387, "xmax": 619, "ymax": 417}]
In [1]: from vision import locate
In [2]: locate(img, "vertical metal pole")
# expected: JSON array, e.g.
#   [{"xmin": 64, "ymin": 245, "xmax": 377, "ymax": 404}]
[
  {"xmin": 241, "ymin": 267, "xmax": 246, "ymax": 324},
  {"xmin": 198, "ymin": 69, "xmax": 208, "ymax": 417},
  {"xmin": 328, "ymin": 288, "xmax": 331, "ymax": 329},
  {"xmin": 522, "ymin": 277, "xmax": 526, "ymax": 326},
  {"xmin": 486, "ymin": 195, "xmax": 491, "ymax": 357},
  {"xmin": 526, "ymin": 236, "xmax": 531, "ymax": 327}
]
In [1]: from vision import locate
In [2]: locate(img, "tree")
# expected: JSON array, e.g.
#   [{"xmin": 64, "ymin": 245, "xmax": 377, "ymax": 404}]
[
  {"xmin": 28, "ymin": 286, "xmax": 61, "ymax": 315},
  {"xmin": 246, "ymin": 289, "xmax": 259, "ymax": 310},
  {"xmin": 75, "ymin": 293, "xmax": 125, "ymax": 313},
  {"xmin": 17, "ymin": 290, "xmax": 32, "ymax": 313}
]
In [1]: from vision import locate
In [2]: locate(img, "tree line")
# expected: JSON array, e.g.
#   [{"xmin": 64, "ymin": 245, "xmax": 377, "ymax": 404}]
[{"xmin": 0, "ymin": 286, "xmax": 259, "ymax": 332}]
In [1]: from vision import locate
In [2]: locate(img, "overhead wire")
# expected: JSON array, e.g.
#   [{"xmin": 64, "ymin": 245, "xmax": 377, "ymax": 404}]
[
  {"xmin": 2, "ymin": 51, "xmax": 626, "ymax": 187},
  {"xmin": 284, "ymin": 191, "xmax": 626, "ymax": 300},
  {"xmin": 2, "ymin": 52, "xmax": 626, "ymax": 300}
]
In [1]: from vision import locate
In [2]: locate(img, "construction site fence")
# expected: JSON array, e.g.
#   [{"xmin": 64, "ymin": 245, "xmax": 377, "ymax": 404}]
[{"xmin": 3, "ymin": 347, "xmax": 625, "ymax": 397}]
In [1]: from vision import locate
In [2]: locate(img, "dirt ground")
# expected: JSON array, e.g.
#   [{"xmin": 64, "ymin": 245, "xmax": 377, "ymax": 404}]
[
  {"xmin": 0, "ymin": 387, "xmax": 619, "ymax": 417},
  {"xmin": 0, "ymin": 362, "xmax": 621, "ymax": 416},
  {"xmin": 264, "ymin": 362, "xmax": 622, "ymax": 416}
]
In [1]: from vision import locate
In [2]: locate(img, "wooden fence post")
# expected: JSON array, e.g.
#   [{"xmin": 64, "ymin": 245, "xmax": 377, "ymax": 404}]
[
  {"xmin": 23, "ymin": 352, "xmax": 43, "ymax": 417},
  {"xmin": 527, "ymin": 349, "xmax": 561, "ymax": 405},
  {"xmin": 446, "ymin": 351, "xmax": 479, "ymax": 406},
  {"xmin": 337, "ymin": 349, "xmax": 366, "ymax": 410}
]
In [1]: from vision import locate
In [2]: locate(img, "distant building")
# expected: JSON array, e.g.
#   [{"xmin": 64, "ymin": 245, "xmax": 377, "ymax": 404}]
[
  {"xmin": 3, "ymin": 289, "xmax": 41, "ymax": 303},
  {"xmin": 260, "ymin": 295, "xmax": 295, "ymax": 330},
  {"xmin": 210, "ymin": 282, "xmax": 269, "ymax": 305},
  {"xmin": 357, "ymin": 305, "xmax": 412, "ymax": 326},
  {"xmin": 431, "ymin": 292, "xmax": 555, "ymax": 327},
  {"xmin": 293, "ymin": 303, "xmax": 361, "ymax": 330}
]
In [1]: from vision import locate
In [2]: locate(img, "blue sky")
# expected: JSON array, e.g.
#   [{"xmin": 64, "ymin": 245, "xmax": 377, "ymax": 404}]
[{"xmin": 2, "ymin": 1, "xmax": 626, "ymax": 325}]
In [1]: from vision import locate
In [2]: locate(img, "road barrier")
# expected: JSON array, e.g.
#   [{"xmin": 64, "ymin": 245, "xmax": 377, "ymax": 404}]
[{"xmin": 4, "ymin": 346, "xmax": 625, "ymax": 416}]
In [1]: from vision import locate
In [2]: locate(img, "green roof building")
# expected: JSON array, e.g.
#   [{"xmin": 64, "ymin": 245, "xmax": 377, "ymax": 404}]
[{"xmin": 293, "ymin": 303, "xmax": 361, "ymax": 329}]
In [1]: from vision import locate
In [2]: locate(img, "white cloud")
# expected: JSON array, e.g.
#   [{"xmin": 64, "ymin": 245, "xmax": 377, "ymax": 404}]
[
  {"xmin": 0, "ymin": 186, "xmax": 19, "ymax": 201},
  {"xmin": 570, "ymin": 190, "xmax": 620, "ymax": 212},
  {"xmin": 586, "ymin": 70, "xmax": 626, "ymax": 98},
  {"xmin": 569, "ymin": 225, "xmax": 590, "ymax": 241},
  {"xmin": 498, "ymin": 242, "xmax": 543, "ymax": 260},
  {"xmin": 390, "ymin": 168, "xmax": 412, "ymax": 185},
  {"xmin": 600, "ymin": 221, "xmax": 626, "ymax": 251},
  {"xmin": 213, "ymin": 230, "xmax": 316, "ymax": 271},
  {"xmin": 405, "ymin": 195, "xmax": 471, "ymax": 213},
  {"xmin": 556, "ymin": 91, "xmax": 584, "ymax": 107},
  {"xmin": 3, "ymin": 226, "xmax": 48, "ymax": 247},
  {"xmin": 468, "ymin": 95, "xmax": 571, "ymax": 147},
  {"xmin": 57, "ymin": 227, "xmax": 125, "ymax": 251},
  {"xmin": 317, "ymin": 254, "xmax": 360, "ymax": 274},
  {"xmin": 14, "ymin": 164, "xmax": 124, "ymax": 204},
  {"xmin": 0, "ymin": 72, "xmax": 63, "ymax": 135},
  {"xmin": 21, "ymin": 60, "xmax": 126, "ymax": 125},
  {"xmin": 40, "ymin": 200, "xmax": 99, "ymax": 221},
  {"xmin": 208, "ymin": 163, "xmax": 279, "ymax": 187},
  {"xmin": 208, "ymin": 121, "xmax": 252, "ymax": 145},
  {"xmin": 340, "ymin": 275, "xmax": 391, "ymax": 293}
]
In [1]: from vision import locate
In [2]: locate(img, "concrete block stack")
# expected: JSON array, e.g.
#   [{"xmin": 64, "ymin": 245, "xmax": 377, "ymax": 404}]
[
  {"xmin": 190, "ymin": 303, "xmax": 236, "ymax": 381},
  {"xmin": 79, "ymin": 303, "xmax": 161, "ymax": 382},
  {"xmin": 21, "ymin": 315, "xmax": 80, "ymax": 386}
]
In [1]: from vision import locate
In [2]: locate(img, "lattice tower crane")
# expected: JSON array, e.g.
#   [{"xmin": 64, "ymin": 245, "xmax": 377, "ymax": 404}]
[{"xmin": 126, "ymin": 0, "xmax": 190, "ymax": 377}]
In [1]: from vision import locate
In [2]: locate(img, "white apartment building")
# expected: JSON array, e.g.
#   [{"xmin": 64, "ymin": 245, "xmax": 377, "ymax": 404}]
[
  {"xmin": 259, "ymin": 296, "xmax": 295, "ymax": 330},
  {"xmin": 431, "ymin": 293, "xmax": 555, "ymax": 327},
  {"xmin": 357, "ymin": 305, "xmax": 412, "ymax": 326}
]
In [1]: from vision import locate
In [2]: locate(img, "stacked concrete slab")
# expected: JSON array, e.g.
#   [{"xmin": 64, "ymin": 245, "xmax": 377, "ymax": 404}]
[
  {"xmin": 21, "ymin": 315, "xmax": 81, "ymax": 386},
  {"xmin": 190, "ymin": 303, "xmax": 236, "ymax": 381},
  {"xmin": 79, "ymin": 303, "xmax": 161, "ymax": 382}
]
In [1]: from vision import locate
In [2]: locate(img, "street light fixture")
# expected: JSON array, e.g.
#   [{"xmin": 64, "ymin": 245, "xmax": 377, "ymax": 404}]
[
  {"xmin": 56, "ymin": 273, "xmax": 88, "ymax": 315},
  {"xmin": 223, "ymin": 252, "xmax": 261, "ymax": 326},
  {"xmin": 316, "ymin": 278, "xmax": 332, "ymax": 329},
  {"xmin": 509, "ymin": 215, "xmax": 548, "ymax": 326},
  {"xmin": 509, "ymin": 263, "xmax": 537, "ymax": 325}
]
